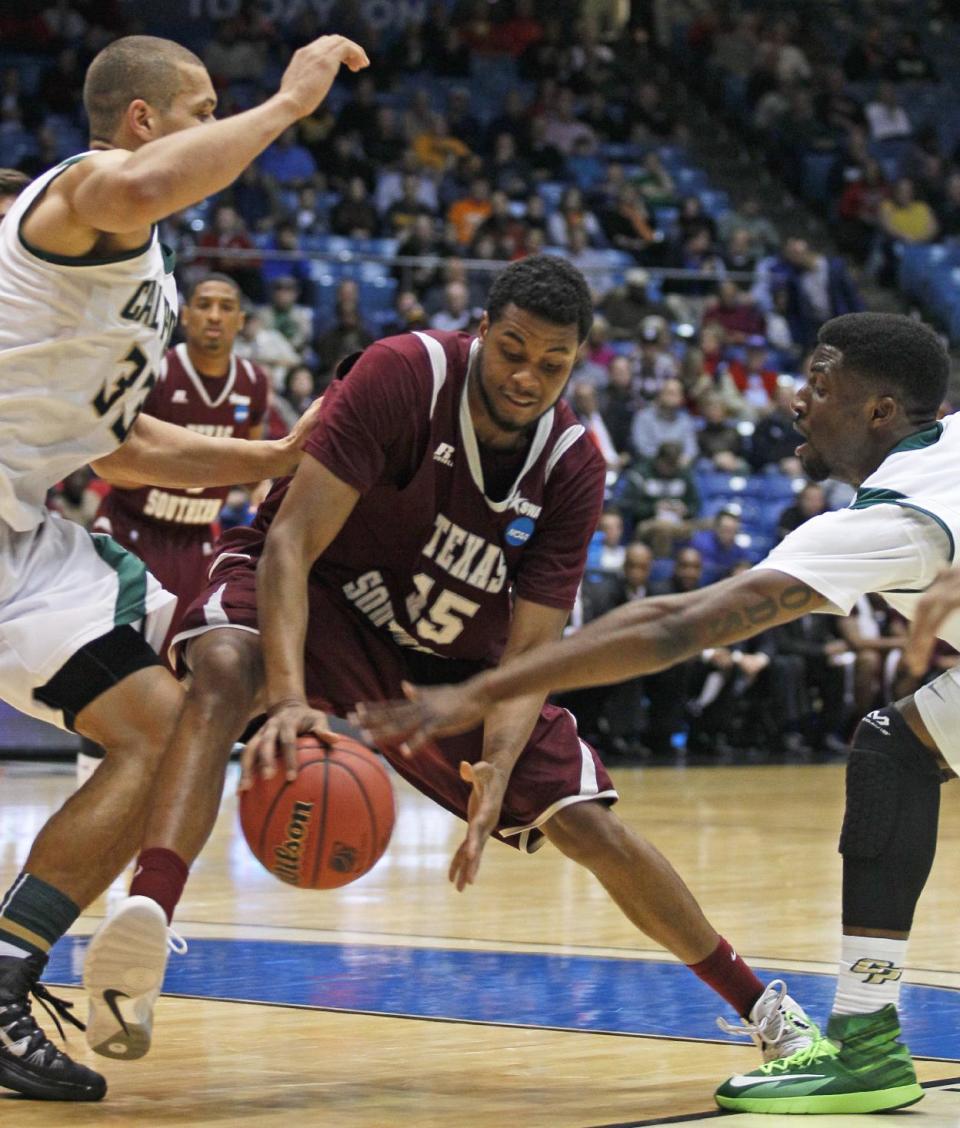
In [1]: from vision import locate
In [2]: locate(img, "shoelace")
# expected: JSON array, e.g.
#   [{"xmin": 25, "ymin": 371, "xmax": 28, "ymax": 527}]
[
  {"xmin": 0, "ymin": 982, "xmax": 85, "ymax": 1064},
  {"xmin": 31, "ymin": 982, "xmax": 86, "ymax": 1039},
  {"xmin": 756, "ymin": 1036, "xmax": 839, "ymax": 1075},
  {"xmin": 168, "ymin": 929, "xmax": 188, "ymax": 956},
  {"xmin": 716, "ymin": 979, "xmax": 790, "ymax": 1043}
]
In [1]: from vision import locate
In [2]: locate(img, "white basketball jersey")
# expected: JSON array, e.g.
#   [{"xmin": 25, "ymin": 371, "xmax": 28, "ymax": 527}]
[
  {"xmin": 0, "ymin": 153, "xmax": 179, "ymax": 531},
  {"xmin": 758, "ymin": 413, "xmax": 960, "ymax": 646}
]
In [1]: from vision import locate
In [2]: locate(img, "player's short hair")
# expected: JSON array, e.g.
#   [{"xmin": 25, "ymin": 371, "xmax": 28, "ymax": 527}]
[
  {"xmin": 185, "ymin": 273, "xmax": 243, "ymax": 303},
  {"xmin": 818, "ymin": 312, "xmax": 949, "ymax": 417},
  {"xmin": 83, "ymin": 35, "xmax": 204, "ymax": 141},
  {"xmin": 0, "ymin": 168, "xmax": 30, "ymax": 198},
  {"xmin": 486, "ymin": 254, "xmax": 593, "ymax": 342}
]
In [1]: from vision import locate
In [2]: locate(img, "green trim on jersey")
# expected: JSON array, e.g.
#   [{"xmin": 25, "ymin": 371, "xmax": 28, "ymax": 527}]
[
  {"xmin": 850, "ymin": 490, "xmax": 955, "ymax": 566},
  {"xmin": 90, "ymin": 533, "xmax": 148, "ymax": 627},
  {"xmin": 17, "ymin": 153, "xmax": 155, "ymax": 267},
  {"xmin": 887, "ymin": 421, "xmax": 943, "ymax": 456},
  {"xmin": 850, "ymin": 487, "xmax": 907, "ymax": 509},
  {"xmin": 161, "ymin": 242, "xmax": 177, "ymax": 275}
]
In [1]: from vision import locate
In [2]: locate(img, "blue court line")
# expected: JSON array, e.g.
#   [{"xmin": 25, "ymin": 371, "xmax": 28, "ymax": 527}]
[{"xmin": 46, "ymin": 936, "xmax": 960, "ymax": 1060}]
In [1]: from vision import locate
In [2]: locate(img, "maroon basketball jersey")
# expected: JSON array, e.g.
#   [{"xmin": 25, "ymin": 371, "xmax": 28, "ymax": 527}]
[
  {"xmin": 103, "ymin": 343, "xmax": 270, "ymax": 527},
  {"xmin": 253, "ymin": 330, "xmax": 605, "ymax": 666}
]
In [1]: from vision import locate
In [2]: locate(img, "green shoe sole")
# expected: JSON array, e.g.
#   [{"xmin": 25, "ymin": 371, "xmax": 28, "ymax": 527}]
[{"xmin": 715, "ymin": 1082, "xmax": 924, "ymax": 1115}]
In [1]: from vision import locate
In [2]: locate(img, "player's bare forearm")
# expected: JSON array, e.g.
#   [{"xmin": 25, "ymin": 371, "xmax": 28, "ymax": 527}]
[
  {"xmin": 72, "ymin": 98, "xmax": 302, "ymax": 233},
  {"xmin": 466, "ymin": 570, "xmax": 825, "ymax": 708},
  {"xmin": 258, "ymin": 531, "xmax": 312, "ymax": 708},
  {"xmin": 91, "ymin": 413, "xmax": 300, "ymax": 487},
  {"xmin": 476, "ymin": 597, "xmax": 567, "ymax": 772},
  {"xmin": 479, "ymin": 689, "xmax": 545, "ymax": 778},
  {"xmin": 257, "ymin": 455, "xmax": 362, "ymax": 707}
]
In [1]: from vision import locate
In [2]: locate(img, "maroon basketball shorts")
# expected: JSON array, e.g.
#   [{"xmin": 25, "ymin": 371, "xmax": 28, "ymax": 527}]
[
  {"xmin": 172, "ymin": 550, "xmax": 618, "ymax": 852},
  {"xmin": 91, "ymin": 505, "xmax": 216, "ymax": 614}
]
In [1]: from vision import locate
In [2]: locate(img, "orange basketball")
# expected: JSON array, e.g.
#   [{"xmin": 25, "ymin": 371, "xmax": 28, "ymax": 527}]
[{"xmin": 239, "ymin": 734, "xmax": 395, "ymax": 889}]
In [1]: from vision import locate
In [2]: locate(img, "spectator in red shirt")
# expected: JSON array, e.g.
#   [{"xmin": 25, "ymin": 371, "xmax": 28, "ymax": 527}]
[
  {"xmin": 196, "ymin": 204, "xmax": 262, "ymax": 301},
  {"xmin": 702, "ymin": 280, "xmax": 766, "ymax": 344}
]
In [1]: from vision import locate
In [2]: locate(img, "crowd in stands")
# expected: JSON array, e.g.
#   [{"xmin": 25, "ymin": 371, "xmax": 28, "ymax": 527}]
[
  {"xmin": 8, "ymin": 0, "xmax": 958, "ymax": 760},
  {"xmin": 676, "ymin": 2, "xmax": 960, "ymax": 335}
]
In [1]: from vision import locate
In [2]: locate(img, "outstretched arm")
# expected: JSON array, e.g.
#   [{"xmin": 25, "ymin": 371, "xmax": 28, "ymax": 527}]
[
  {"xmin": 91, "ymin": 398, "xmax": 321, "ymax": 487},
  {"xmin": 356, "ymin": 569, "xmax": 826, "ymax": 746},
  {"xmin": 23, "ymin": 36, "xmax": 368, "ymax": 250}
]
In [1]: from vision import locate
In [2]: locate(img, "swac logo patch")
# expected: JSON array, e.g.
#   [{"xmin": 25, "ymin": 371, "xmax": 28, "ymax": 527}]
[{"xmin": 504, "ymin": 517, "xmax": 535, "ymax": 547}]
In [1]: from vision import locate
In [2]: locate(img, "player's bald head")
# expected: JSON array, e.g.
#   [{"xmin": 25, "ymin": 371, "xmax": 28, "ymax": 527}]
[{"xmin": 84, "ymin": 35, "xmax": 205, "ymax": 142}]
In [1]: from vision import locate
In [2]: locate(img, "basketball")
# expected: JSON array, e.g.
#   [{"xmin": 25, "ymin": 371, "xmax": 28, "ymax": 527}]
[{"xmin": 239, "ymin": 734, "xmax": 395, "ymax": 889}]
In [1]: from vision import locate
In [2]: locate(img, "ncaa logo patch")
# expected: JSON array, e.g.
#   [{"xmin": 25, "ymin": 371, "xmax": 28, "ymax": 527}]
[
  {"xmin": 233, "ymin": 403, "xmax": 250, "ymax": 423},
  {"xmin": 504, "ymin": 517, "xmax": 535, "ymax": 547}
]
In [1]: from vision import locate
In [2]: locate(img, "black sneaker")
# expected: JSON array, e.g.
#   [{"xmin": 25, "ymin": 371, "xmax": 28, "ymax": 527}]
[{"xmin": 0, "ymin": 952, "xmax": 106, "ymax": 1101}]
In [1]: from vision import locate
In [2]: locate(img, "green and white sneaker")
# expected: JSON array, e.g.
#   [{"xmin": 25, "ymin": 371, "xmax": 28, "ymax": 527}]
[{"xmin": 715, "ymin": 1005, "xmax": 924, "ymax": 1114}]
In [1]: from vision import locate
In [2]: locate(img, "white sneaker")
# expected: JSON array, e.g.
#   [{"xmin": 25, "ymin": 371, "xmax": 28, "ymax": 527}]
[
  {"xmin": 83, "ymin": 896, "xmax": 186, "ymax": 1060},
  {"xmin": 717, "ymin": 979, "xmax": 817, "ymax": 1062}
]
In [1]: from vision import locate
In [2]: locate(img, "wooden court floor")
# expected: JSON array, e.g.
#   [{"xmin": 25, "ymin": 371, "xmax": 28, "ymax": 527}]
[{"xmin": 1, "ymin": 756, "xmax": 958, "ymax": 1127}]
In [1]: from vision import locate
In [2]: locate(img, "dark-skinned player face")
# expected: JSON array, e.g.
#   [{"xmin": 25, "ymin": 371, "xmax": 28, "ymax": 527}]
[{"xmin": 470, "ymin": 304, "xmax": 580, "ymax": 446}]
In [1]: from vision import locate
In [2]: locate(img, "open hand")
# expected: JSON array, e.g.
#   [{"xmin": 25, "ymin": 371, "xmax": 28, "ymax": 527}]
[
  {"xmin": 279, "ymin": 36, "xmax": 370, "ymax": 120},
  {"xmin": 239, "ymin": 701, "xmax": 339, "ymax": 791},
  {"xmin": 449, "ymin": 760, "xmax": 509, "ymax": 892},
  {"xmin": 352, "ymin": 679, "xmax": 489, "ymax": 753}
]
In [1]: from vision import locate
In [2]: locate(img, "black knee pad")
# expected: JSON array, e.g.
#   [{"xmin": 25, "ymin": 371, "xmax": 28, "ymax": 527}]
[
  {"xmin": 840, "ymin": 707, "xmax": 943, "ymax": 859},
  {"xmin": 840, "ymin": 705, "xmax": 943, "ymax": 932}
]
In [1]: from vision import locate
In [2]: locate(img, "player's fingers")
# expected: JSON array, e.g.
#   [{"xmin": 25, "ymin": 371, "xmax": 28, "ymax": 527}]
[
  {"xmin": 251, "ymin": 723, "xmax": 280, "ymax": 780},
  {"xmin": 448, "ymin": 843, "xmax": 467, "ymax": 888},
  {"xmin": 278, "ymin": 721, "xmax": 301, "ymax": 781},
  {"xmin": 340, "ymin": 40, "xmax": 370, "ymax": 70},
  {"xmin": 237, "ymin": 738, "xmax": 261, "ymax": 791},
  {"xmin": 308, "ymin": 717, "xmax": 337, "ymax": 744}
]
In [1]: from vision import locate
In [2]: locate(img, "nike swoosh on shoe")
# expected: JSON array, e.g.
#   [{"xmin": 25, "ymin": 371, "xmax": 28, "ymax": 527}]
[
  {"xmin": 727, "ymin": 1073, "xmax": 826, "ymax": 1089},
  {"xmin": 102, "ymin": 989, "xmax": 131, "ymax": 1035}
]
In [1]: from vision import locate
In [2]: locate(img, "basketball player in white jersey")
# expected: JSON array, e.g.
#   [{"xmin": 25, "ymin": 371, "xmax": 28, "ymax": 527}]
[
  {"xmin": 358, "ymin": 312, "xmax": 957, "ymax": 1115},
  {"xmin": 0, "ymin": 33, "xmax": 367, "ymax": 1102}
]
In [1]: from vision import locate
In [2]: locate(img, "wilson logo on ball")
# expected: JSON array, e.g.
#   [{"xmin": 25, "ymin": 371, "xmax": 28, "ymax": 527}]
[{"xmin": 272, "ymin": 800, "xmax": 313, "ymax": 885}]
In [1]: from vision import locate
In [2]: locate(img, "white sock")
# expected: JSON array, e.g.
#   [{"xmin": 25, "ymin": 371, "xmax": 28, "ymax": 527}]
[{"xmin": 832, "ymin": 934, "xmax": 908, "ymax": 1016}]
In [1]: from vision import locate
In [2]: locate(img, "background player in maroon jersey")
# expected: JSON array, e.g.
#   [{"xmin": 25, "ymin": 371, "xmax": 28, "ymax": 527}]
[
  {"xmin": 78, "ymin": 272, "xmax": 274, "ymax": 783},
  {"xmin": 93, "ymin": 272, "xmax": 271, "ymax": 613},
  {"xmin": 96, "ymin": 256, "xmax": 814, "ymax": 1068}
]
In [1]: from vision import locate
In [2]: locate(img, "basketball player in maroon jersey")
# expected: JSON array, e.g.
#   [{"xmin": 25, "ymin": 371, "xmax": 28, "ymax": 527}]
[
  {"xmin": 77, "ymin": 272, "xmax": 274, "ymax": 782},
  {"xmin": 95, "ymin": 256, "xmax": 814, "ymax": 1069},
  {"xmin": 92, "ymin": 272, "xmax": 271, "ymax": 615}
]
